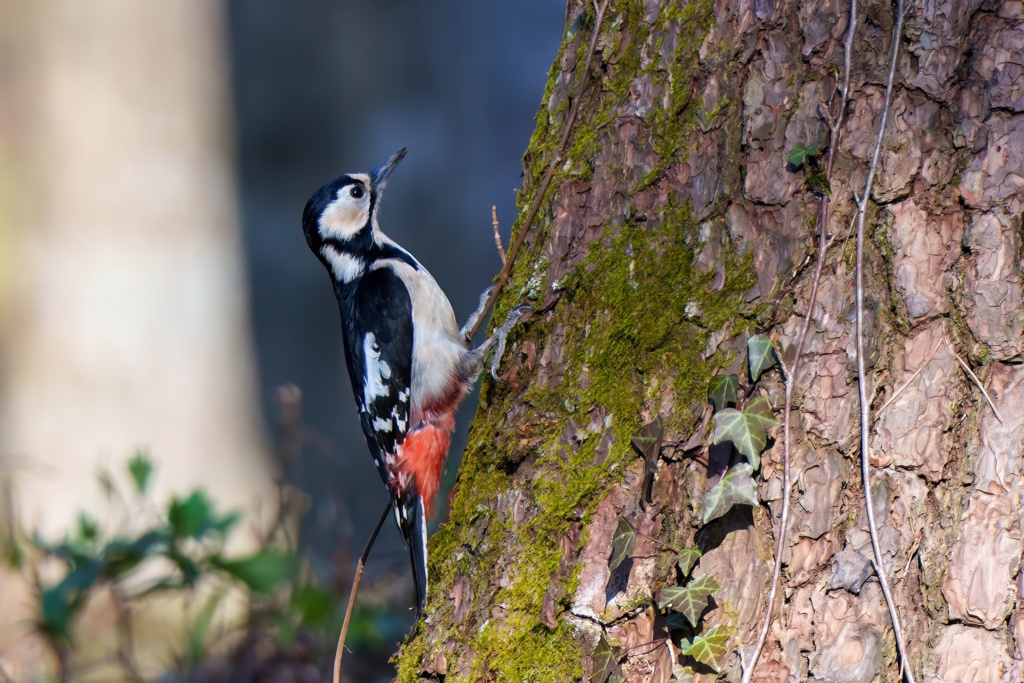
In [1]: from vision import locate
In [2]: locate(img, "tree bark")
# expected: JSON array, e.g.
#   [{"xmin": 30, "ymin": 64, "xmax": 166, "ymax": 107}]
[{"xmin": 396, "ymin": 1, "xmax": 1024, "ymax": 681}]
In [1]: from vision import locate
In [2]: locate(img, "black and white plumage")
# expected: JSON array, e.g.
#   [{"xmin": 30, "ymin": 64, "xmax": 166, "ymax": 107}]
[{"xmin": 301, "ymin": 149, "xmax": 527, "ymax": 609}]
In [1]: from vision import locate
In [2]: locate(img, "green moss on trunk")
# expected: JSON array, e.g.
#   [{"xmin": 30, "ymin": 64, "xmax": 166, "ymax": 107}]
[{"xmin": 393, "ymin": 2, "xmax": 754, "ymax": 680}]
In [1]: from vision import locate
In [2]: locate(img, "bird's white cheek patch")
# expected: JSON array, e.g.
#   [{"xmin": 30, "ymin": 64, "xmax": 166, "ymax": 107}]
[{"xmin": 319, "ymin": 199, "xmax": 367, "ymax": 241}]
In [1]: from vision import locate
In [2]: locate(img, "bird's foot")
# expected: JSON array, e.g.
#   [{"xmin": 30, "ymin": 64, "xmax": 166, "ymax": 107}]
[
  {"xmin": 460, "ymin": 286, "xmax": 495, "ymax": 343},
  {"xmin": 490, "ymin": 304, "xmax": 531, "ymax": 382}
]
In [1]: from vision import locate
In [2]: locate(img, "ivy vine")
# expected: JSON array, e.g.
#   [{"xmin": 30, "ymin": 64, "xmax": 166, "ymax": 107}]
[{"xmin": 596, "ymin": 334, "xmax": 779, "ymax": 681}]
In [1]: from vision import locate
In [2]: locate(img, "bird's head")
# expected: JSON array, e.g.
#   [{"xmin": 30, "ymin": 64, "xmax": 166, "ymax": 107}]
[{"xmin": 301, "ymin": 148, "xmax": 407, "ymax": 253}]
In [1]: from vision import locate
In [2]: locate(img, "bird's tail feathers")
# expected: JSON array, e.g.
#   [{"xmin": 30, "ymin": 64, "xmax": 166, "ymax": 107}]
[{"xmin": 396, "ymin": 495, "xmax": 428, "ymax": 611}]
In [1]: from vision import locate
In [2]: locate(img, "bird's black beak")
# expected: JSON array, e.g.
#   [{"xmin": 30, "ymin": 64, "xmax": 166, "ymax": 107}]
[{"xmin": 370, "ymin": 148, "xmax": 407, "ymax": 194}]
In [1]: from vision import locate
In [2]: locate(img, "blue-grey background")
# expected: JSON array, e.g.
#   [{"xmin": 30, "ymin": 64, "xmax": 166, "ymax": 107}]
[{"xmin": 227, "ymin": 0, "xmax": 564, "ymax": 647}]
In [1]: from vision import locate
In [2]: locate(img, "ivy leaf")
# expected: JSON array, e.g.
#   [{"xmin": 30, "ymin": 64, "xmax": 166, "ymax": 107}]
[
  {"xmin": 787, "ymin": 145, "xmax": 808, "ymax": 169},
  {"xmin": 631, "ymin": 418, "xmax": 663, "ymax": 505},
  {"xmin": 672, "ymin": 665, "xmax": 696, "ymax": 682},
  {"xmin": 657, "ymin": 573, "xmax": 720, "ymax": 627},
  {"xmin": 712, "ymin": 409, "xmax": 767, "ymax": 467},
  {"xmin": 591, "ymin": 632, "xmax": 623, "ymax": 683},
  {"xmin": 707, "ymin": 374, "xmax": 739, "ymax": 411},
  {"xmin": 702, "ymin": 463, "xmax": 759, "ymax": 524},
  {"xmin": 608, "ymin": 517, "xmax": 637, "ymax": 571},
  {"xmin": 744, "ymin": 396, "xmax": 777, "ymax": 432},
  {"xmin": 127, "ymin": 451, "xmax": 153, "ymax": 495},
  {"xmin": 786, "ymin": 145, "xmax": 811, "ymax": 168},
  {"xmin": 665, "ymin": 612, "xmax": 691, "ymax": 632},
  {"xmin": 683, "ymin": 624, "xmax": 731, "ymax": 673},
  {"xmin": 677, "ymin": 547, "xmax": 702, "ymax": 578},
  {"xmin": 631, "ymin": 418, "xmax": 663, "ymax": 465},
  {"xmin": 787, "ymin": 143, "xmax": 817, "ymax": 170},
  {"xmin": 747, "ymin": 334, "xmax": 778, "ymax": 383}
]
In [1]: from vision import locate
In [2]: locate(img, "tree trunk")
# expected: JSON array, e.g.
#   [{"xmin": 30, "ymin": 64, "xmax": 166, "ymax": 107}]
[
  {"xmin": 0, "ymin": 0, "xmax": 273, "ymax": 535},
  {"xmin": 396, "ymin": 1, "xmax": 1024, "ymax": 681},
  {"xmin": 0, "ymin": 2, "xmax": 273, "ymax": 678}
]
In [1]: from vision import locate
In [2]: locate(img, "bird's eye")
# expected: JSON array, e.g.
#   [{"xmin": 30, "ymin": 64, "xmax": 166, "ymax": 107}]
[{"xmin": 349, "ymin": 185, "xmax": 364, "ymax": 199}]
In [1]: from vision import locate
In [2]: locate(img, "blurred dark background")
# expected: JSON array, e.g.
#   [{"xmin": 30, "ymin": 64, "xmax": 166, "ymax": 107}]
[{"xmin": 228, "ymin": 0, "xmax": 563, "ymax": 649}]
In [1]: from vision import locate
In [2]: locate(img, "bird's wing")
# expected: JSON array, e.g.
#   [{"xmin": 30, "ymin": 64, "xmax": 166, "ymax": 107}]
[
  {"xmin": 347, "ymin": 266, "xmax": 428, "ymax": 608},
  {"xmin": 346, "ymin": 266, "xmax": 414, "ymax": 489}
]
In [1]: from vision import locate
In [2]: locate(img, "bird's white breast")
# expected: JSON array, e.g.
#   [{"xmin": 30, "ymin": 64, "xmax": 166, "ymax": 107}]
[{"xmin": 374, "ymin": 259, "xmax": 466, "ymax": 414}]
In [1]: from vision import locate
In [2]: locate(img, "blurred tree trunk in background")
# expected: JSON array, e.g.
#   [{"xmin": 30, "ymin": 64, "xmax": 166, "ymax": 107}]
[
  {"xmin": 395, "ymin": 0, "xmax": 1024, "ymax": 681},
  {"xmin": 0, "ymin": 0, "xmax": 272, "ymax": 677}
]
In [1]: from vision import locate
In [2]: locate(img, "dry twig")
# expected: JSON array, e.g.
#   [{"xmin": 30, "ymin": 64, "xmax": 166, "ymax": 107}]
[
  {"xmin": 853, "ymin": 0, "xmax": 914, "ymax": 680},
  {"xmin": 950, "ymin": 347, "xmax": 1004, "ymax": 424},
  {"xmin": 333, "ymin": 502, "xmax": 392, "ymax": 683},
  {"xmin": 877, "ymin": 335, "xmax": 945, "ymax": 416},
  {"xmin": 634, "ymin": 530, "xmax": 681, "ymax": 555},
  {"xmin": 465, "ymin": 0, "xmax": 612, "ymax": 341},
  {"xmin": 491, "ymin": 206, "xmax": 506, "ymax": 266}
]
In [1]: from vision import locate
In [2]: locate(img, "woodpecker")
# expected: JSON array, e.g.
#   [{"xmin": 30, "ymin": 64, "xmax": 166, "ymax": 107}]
[{"xmin": 301, "ymin": 149, "xmax": 526, "ymax": 609}]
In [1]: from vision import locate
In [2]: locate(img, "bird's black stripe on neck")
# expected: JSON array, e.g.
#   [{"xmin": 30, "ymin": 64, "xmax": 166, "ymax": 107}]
[
  {"xmin": 377, "ymin": 243, "xmax": 420, "ymax": 270},
  {"xmin": 322, "ymin": 236, "xmax": 420, "ymax": 272}
]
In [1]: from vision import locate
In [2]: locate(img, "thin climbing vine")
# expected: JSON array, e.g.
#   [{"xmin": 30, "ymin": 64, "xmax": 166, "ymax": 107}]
[{"xmin": 743, "ymin": 0, "xmax": 915, "ymax": 681}]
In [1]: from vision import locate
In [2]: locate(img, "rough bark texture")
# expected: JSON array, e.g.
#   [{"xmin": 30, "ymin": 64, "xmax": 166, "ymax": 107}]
[{"xmin": 395, "ymin": 1, "xmax": 1024, "ymax": 681}]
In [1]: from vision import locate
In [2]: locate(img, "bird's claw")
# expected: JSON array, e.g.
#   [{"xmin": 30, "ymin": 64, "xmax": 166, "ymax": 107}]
[
  {"xmin": 461, "ymin": 285, "xmax": 497, "ymax": 342},
  {"xmin": 489, "ymin": 304, "xmax": 532, "ymax": 382}
]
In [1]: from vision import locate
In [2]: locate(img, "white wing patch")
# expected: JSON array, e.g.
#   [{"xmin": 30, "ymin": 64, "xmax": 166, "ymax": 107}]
[{"xmin": 362, "ymin": 332, "xmax": 391, "ymax": 408}]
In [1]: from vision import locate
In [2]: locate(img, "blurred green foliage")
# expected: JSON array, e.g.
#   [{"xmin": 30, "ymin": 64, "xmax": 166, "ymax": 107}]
[
  {"xmin": 33, "ymin": 454, "xmax": 297, "ymax": 647},
  {"xmin": 3, "ymin": 452, "xmax": 398, "ymax": 680}
]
